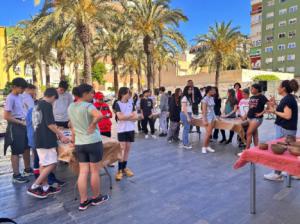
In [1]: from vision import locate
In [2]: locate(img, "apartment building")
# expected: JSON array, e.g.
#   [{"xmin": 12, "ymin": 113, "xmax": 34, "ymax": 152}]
[{"xmin": 260, "ymin": 0, "xmax": 300, "ymax": 75}]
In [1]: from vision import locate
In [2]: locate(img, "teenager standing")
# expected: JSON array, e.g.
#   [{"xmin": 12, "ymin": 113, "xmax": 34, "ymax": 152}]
[
  {"xmin": 141, "ymin": 90, "xmax": 156, "ymax": 139},
  {"xmin": 167, "ymin": 88, "xmax": 182, "ymax": 143},
  {"xmin": 180, "ymin": 86, "xmax": 193, "ymax": 149},
  {"xmin": 159, "ymin": 87, "xmax": 169, "ymax": 137},
  {"xmin": 68, "ymin": 84, "xmax": 109, "ymax": 211}
]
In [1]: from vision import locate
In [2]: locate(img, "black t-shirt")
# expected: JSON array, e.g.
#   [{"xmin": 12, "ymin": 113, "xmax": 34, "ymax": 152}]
[
  {"xmin": 33, "ymin": 100, "xmax": 58, "ymax": 149},
  {"xmin": 140, "ymin": 98, "xmax": 153, "ymax": 117},
  {"xmin": 275, "ymin": 94, "xmax": 298, "ymax": 130},
  {"xmin": 247, "ymin": 94, "xmax": 268, "ymax": 119}
]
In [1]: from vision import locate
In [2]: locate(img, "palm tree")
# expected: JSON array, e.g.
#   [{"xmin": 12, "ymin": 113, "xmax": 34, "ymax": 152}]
[
  {"xmin": 40, "ymin": 0, "xmax": 115, "ymax": 84},
  {"xmin": 190, "ymin": 21, "xmax": 249, "ymax": 87},
  {"xmin": 124, "ymin": 0, "xmax": 188, "ymax": 90}
]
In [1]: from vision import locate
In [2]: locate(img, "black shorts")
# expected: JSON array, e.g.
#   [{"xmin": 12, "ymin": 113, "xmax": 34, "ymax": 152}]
[
  {"xmin": 101, "ymin": 132, "xmax": 111, "ymax": 138},
  {"xmin": 118, "ymin": 131, "xmax": 135, "ymax": 142},
  {"xmin": 55, "ymin": 121, "xmax": 69, "ymax": 129},
  {"xmin": 75, "ymin": 142, "xmax": 103, "ymax": 163},
  {"xmin": 4, "ymin": 123, "xmax": 29, "ymax": 155}
]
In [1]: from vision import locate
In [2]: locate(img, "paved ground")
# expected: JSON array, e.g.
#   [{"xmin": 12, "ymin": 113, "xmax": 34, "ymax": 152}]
[{"xmin": 1, "ymin": 117, "xmax": 300, "ymax": 224}]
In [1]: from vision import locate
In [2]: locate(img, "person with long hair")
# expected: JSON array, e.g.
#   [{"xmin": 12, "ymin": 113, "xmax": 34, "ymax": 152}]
[
  {"xmin": 201, "ymin": 86, "xmax": 217, "ymax": 153},
  {"xmin": 114, "ymin": 87, "xmax": 138, "ymax": 181},
  {"xmin": 237, "ymin": 88, "xmax": 250, "ymax": 148},
  {"xmin": 212, "ymin": 87, "xmax": 222, "ymax": 141},
  {"xmin": 180, "ymin": 86, "xmax": 193, "ymax": 149},
  {"xmin": 68, "ymin": 84, "xmax": 109, "ymax": 211},
  {"xmin": 264, "ymin": 79, "xmax": 299, "ymax": 181},
  {"xmin": 234, "ymin": 82, "xmax": 243, "ymax": 103},
  {"xmin": 167, "ymin": 88, "xmax": 182, "ymax": 143},
  {"xmin": 244, "ymin": 84, "xmax": 269, "ymax": 150},
  {"xmin": 220, "ymin": 89, "xmax": 238, "ymax": 144},
  {"xmin": 141, "ymin": 90, "xmax": 156, "ymax": 139}
]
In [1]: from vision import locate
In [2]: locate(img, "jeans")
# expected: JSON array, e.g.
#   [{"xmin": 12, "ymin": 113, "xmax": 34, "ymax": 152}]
[
  {"xmin": 33, "ymin": 148, "xmax": 57, "ymax": 185},
  {"xmin": 167, "ymin": 121, "xmax": 180, "ymax": 141},
  {"xmin": 159, "ymin": 111, "xmax": 168, "ymax": 134},
  {"xmin": 142, "ymin": 117, "xmax": 155, "ymax": 135},
  {"xmin": 180, "ymin": 112, "xmax": 191, "ymax": 146}
]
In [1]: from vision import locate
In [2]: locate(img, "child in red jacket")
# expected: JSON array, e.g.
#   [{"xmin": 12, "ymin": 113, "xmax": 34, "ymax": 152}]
[{"xmin": 94, "ymin": 92, "xmax": 113, "ymax": 137}]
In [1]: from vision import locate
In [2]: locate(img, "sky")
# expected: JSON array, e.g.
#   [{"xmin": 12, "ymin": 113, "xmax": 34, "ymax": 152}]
[{"xmin": 0, "ymin": 0, "xmax": 251, "ymax": 45}]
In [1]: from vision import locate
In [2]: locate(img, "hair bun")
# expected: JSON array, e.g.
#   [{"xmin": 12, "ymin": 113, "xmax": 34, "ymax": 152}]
[{"xmin": 289, "ymin": 79, "xmax": 299, "ymax": 93}]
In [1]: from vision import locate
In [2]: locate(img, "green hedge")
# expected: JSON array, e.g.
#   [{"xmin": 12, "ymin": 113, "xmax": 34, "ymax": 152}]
[{"xmin": 253, "ymin": 74, "xmax": 280, "ymax": 81}]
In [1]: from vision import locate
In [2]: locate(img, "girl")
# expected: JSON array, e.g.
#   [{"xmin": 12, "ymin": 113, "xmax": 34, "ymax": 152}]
[
  {"xmin": 234, "ymin": 82, "xmax": 243, "ymax": 103},
  {"xmin": 264, "ymin": 79, "xmax": 299, "ymax": 181},
  {"xmin": 167, "ymin": 88, "xmax": 182, "ymax": 143},
  {"xmin": 212, "ymin": 87, "xmax": 222, "ymax": 141},
  {"xmin": 245, "ymin": 84, "xmax": 269, "ymax": 150},
  {"xmin": 114, "ymin": 87, "xmax": 138, "ymax": 181},
  {"xmin": 68, "ymin": 84, "xmax": 109, "ymax": 211},
  {"xmin": 201, "ymin": 86, "xmax": 217, "ymax": 153},
  {"xmin": 93, "ymin": 92, "xmax": 113, "ymax": 138},
  {"xmin": 237, "ymin": 88, "xmax": 250, "ymax": 148},
  {"xmin": 180, "ymin": 86, "xmax": 193, "ymax": 149},
  {"xmin": 220, "ymin": 89, "xmax": 238, "ymax": 144}
]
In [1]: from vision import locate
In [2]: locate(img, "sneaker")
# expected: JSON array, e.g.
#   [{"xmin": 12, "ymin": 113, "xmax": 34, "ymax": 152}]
[
  {"xmin": 79, "ymin": 200, "xmax": 91, "ymax": 211},
  {"xmin": 145, "ymin": 135, "xmax": 149, "ymax": 139},
  {"xmin": 219, "ymin": 139, "xmax": 226, "ymax": 144},
  {"xmin": 12, "ymin": 174, "xmax": 29, "ymax": 184},
  {"xmin": 183, "ymin": 145, "xmax": 192, "ymax": 149},
  {"xmin": 91, "ymin": 194, "xmax": 110, "ymax": 206},
  {"xmin": 123, "ymin": 168, "xmax": 134, "ymax": 177},
  {"xmin": 159, "ymin": 133, "xmax": 166, "ymax": 137},
  {"xmin": 168, "ymin": 140, "xmax": 173, "ymax": 144},
  {"xmin": 51, "ymin": 178, "xmax": 66, "ymax": 187},
  {"xmin": 202, "ymin": 147, "xmax": 207, "ymax": 154},
  {"xmin": 46, "ymin": 186, "xmax": 61, "ymax": 195},
  {"xmin": 27, "ymin": 187, "xmax": 48, "ymax": 199},
  {"xmin": 115, "ymin": 170, "xmax": 123, "ymax": 181},
  {"xmin": 225, "ymin": 140, "xmax": 232, "ymax": 145},
  {"xmin": 23, "ymin": 168, "xmax": 34, "ymax": 177},
  {"xmin": 264, "ymin": 172, "xmax": 284, "ymax": 182},
  {"xmin": 151, "ymin": 135, "xmax": 157, "ymax": 139},
  {"xmin": 206, "ymin": 147, "xmax": 215, "ymax": 153}
]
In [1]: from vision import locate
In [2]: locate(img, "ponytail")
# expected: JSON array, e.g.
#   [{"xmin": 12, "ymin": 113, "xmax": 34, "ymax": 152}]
[{"xmin": 281, "ymin": 79, "xmax": 299, "ymax": 94}]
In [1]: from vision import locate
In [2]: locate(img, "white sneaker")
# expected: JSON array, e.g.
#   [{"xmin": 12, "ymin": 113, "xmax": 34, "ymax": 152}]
[
  {"xmin": 202, "ymin": 147, "xmax": 207, "ymax": 154},
  {"xmin": 237, "ymin": 152, "xmax": 243, "ymax": 157},
  {"xmin": 264, "ymin": 172, "xmax": 284, "ymax": 182},
  {"xmin": 145, "ymin": 135, "xmax": 149, "ymax": 139},
  {"xmin": 151, "ymin": 135, "xmax": 157, "ymax": 139},
  {"xmin": 206, "ymin": 147, "xmax": 215, "ymax": 153},
  {"xmin": 168, "ymin": 140, "xmax": 172, "ymax": 144},
  {"xmin": 183, "ymin": 145, "xmax": 192, "ymax": 149}
]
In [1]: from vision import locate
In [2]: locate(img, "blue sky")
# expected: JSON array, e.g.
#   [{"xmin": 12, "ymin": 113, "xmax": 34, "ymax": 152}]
[{"xmin": 0, "ymin": 0, "xmax": 250, "ymax": 45}]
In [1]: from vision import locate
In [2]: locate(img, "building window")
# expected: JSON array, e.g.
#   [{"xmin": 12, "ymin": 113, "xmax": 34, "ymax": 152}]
[
  {"xmin": 279, "ymin": 8, "xmax": 287, "ymax": 15},
  {"xmin": 268, "ymin": 0, "xmax": 275, "ymax": 6},
  {"xmin": 278, "ymin": 21, "xmax": 287, "ymax": 27},
  {"xmin": 287, "ymin": 54, "xmax": 296, "ymax": 61},
  {"xmin": 278, "ymin": 44, "xmax": 286, "ymax": 50},
  {"xmin": 289, "ymin": 18, "xmax": 297, "ymax": 24},
  {"xmin": 266, "ymin": 35, "xmax": 274, "ymax": 43},
  {"xmin": 288, "ymin": 42, "xmax": 296, "ymax": 49},
  {"xmin": 286, "ymin": 67, "xmax": 295, "ymax": 72},
  {"xmin": 266, "ymin": 23, "xmax": 274, "ymax": 30},
  {"xmin": 265, "ymin": 46, "xmax": 273, "ymax": 53},
  {"xmin": 277, "ymin": 56, "xmax": 285, "ymax": 62},
  {"xmin": 267, "ymin": 12, "xmax": 275, "ymax": 18},
  {"xmin": 289, "ymin": 5, "xmax": 298, "ymax": 13},
  {"xmin": 278, "ymin": 32, "xmax": 286, "ymax": 38},
  {"xmin": 288, "ymin": 31, "xmax": 296, "ymax": 38},
  {"xmin": 265, "ymin": 58, "xmax": 273, "ymax": 64},
  {"xmin": 278, "ymin": 67, "xmax": 285, "ymax": 72}
]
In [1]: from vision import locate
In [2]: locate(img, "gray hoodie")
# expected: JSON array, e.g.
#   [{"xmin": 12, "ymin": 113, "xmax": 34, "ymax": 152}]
[{"xmin": 159, "ymin": 93, "xmax": 169, "ymax": 112}]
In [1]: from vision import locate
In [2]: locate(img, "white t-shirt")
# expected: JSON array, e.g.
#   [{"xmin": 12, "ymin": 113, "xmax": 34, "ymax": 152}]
[
  {"xmin": 238, "ymin": 99, "xmax": 250, "ymax": 117},
  {"xmin": 181, "ymin": 96, "xmax": 193, "ymax": 113},
  {"xmin": 115, "ymin": 101, "xmax": 136, "ymax": 133}
]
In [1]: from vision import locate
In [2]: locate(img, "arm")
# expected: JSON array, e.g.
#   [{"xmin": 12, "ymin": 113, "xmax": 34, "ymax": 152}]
[
  {"xmin": 269, "ymin": 106, "xmax": 292, "ymax": 120},
  {"xmin": 224, "ymin": 105, "xmax": 238, "ymax": 118},
  {"xmin": 87, "ymin": 109, "xmax": 104, "ymax": 134},
  {"xmin": 3, "ymin": 111, "xmax": 25, "ymax": 126},
  {"xmin": 202, "ymin": 102, "xmax": 208, "ymax": 125}
]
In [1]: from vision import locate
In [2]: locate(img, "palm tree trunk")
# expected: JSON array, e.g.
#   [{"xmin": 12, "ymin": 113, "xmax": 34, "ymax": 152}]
[
  {"xmin": 152, "ymin": 62, "xmax": 156, "ymax": 89},
  {"xmin": 112, "ymin": 59, "xmax": 119, "ymax": 96},
  {"xmin": 137, "ymin": 59, "xmax": 142, "ymax": 92},
  {"xmin": 129, "ymin": 67, "xmax": 134, "ymax": 90},
  {"xmin": 31, "ymin": 64, "xmax": 38, "ymax": 87},
  {"xmin": 158, "ymin": 66, "xmax": 162, "ymax": 87},
  {"xmin": 215, "ymin": 60, "xmax": 221, "ymax": 88},
  {"xmin": 39, "ymin": 59, "xmax": 43, "ymax": 87},
  {"xmin": 77, "ymin": 24, "xmax": 92, "ymax": 84},
  {"xmin": 74, "ymin": 63, "xmax": 80, "ymax": 85},
  {"xmin": 60, "ymin": 62, "xmax": 66, "ymax": 81},
  {"xmin": 45, "ymin": 63, "xmax": 50, "ymax": 87},
  {"xmin": 143, "ymin": 35, "xmax": 153, "ymax": 90}
]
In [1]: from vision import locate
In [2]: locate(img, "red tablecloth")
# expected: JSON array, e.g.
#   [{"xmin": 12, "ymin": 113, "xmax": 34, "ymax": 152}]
[{"xmin": 234, "ymin": 138, "xmax": 300, "ymax": 177}]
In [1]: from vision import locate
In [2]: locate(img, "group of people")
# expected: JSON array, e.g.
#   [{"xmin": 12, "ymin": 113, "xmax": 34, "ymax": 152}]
[{"xmin": 3, "ymin": 76, "xmax": 299, "ymax": 211}]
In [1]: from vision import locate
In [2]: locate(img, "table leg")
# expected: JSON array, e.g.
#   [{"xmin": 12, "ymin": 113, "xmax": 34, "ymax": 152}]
[
  {"xmin": 250, "ymin": 162, "xmax": 256, "ymax": 214},
  {"xmin": 287, "ymin": 175, "xmax": 292, "ymax": 188}
]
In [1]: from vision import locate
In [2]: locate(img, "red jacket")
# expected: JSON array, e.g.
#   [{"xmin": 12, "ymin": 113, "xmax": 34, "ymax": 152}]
[
  {"xmin": 93, "ymin": 102, "xmax": 112, "ymax": 133},
  {"xmin": 236, "ymin": 89, "xmax": 243, "ymax": 103}
]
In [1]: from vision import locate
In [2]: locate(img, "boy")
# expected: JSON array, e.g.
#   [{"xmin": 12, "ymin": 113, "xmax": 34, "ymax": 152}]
[
  {"xmin": 141, "ymin": 90, "xmax": 156, "ymax": 139},
  {"xmin": 159, "ymin": 87, "xmax": 169, "ymax": 137},
  {"xmin": 53, "ymin": 80, "xmax": 73, "ymax": 128},
  {"xmin": 27, "ymin": 88, "xmax": 69, "ymax": 198},
  {"xmin": 21, "ymin": 84, "xmax": 37, "ymax": 116},
  {"xmin": 4, "ymin": 78, "xmax": 32, "ymax": 183}
]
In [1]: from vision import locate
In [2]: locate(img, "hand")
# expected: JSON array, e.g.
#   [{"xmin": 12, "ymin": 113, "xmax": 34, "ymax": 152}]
[
  {"xmin": 203, "ymin": 120, "xmax": 208, "ymax": 126},
  {"xmin": 87, "ymin": 123, "xmax": 97, "ymax": 134},
  {"xmin": 255, "ymin": 113, "xmax": 262, "ymax": 117},
  {"xmin": 221, "ymin": 114, "xmax": 227, "ymax": 118},
  {"xmin": 266, "ymin": 108, "xmax": 275, "ymax": 114},
  {"xmin": 60, "ymin": 136, "xmax": 70, "ymax": 144},
  {"xmin": 20, "ymin": 120, "xmax": 26, "ymax": 126}
]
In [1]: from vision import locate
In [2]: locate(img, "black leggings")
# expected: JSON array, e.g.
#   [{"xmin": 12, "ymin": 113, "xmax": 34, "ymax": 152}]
[
  {"xmin": 142, "ymin": 117, "xmax": 155, "ymax": 135},
  {"xmin": 221, "ymin": 130, "xmax": 234, "ymax": 141}
]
